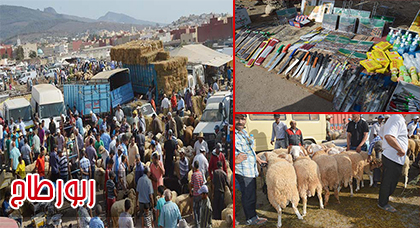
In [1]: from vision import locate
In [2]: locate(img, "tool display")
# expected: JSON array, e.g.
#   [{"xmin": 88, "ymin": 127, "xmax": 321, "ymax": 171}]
[
  {"xmin": 264, "ymin": 45, "xmax": 284, "ymax": 68},
  {"xmin": 292, "ymin": 52, "xmax": 310, "ymax": 78},
  {"xmin": 267, "ymin": 44, "xmax": 291, "ymax": 71},
  {"xmin": 255, "ymin": 38, "xmax": 280, "ymax": 66},
  {"xmin": 285, "ymin": 51, "xmax": 307, "ymax": 75},
  {"xmin": 246, "ymin": 41, "xmax": 268, "ymax": 67},
  {"xmin": 277, "ymin": 49, "xmax": 298, "ymax": 74}
]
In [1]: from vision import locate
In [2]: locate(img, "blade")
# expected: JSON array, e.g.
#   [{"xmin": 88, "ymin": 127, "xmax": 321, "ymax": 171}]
[
  {"xmin": 300, "ymin": 65, "xmax": 310, "ymax": 84},
  {"xmin": 306, "ymin": 65, "xmax": 321, "ymax": 87},
  {"xmin": 285, "ymin": 59, "xmax": 299, "ymax": 75},
  {"xmin": 311, "ymin": 66, "xmax": 324, "ymax": 87},
  {"xmin": 267, "ymin": 52, "xmax": 286, "ymax": 71},
  {"xmin": 264, "ymin": 52, "xmax": 280, "ymax": 68},
  {"xmin": 292, "ymin": 61, "xmax": 305, "ymax": 78},
  {"xmin": 277, "ymin": 57, "xmax": 292, "ymax": 74}
]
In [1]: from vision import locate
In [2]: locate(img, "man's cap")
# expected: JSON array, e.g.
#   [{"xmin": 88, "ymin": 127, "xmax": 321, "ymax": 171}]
[
  {"xmin": 378, "ymin": 115, "xmax": 384, "ymax": 119},
  {"xmin": 414, "ymin": 115, "xmax": 419, "ymax": 119},
  {"xmin": 198, "ymin": 185, "xmax": 208, "ymax": 194},
  {"xmin": 274, "ymin": 114, "xmax": 281, "ymax": 118},
  {"xmin": 214, "ymin": 125, "xmax": 220, "ymax": 130},
  {"xmin": 215, "ymin": 143, "xmax": 222, "ymax": 150}
]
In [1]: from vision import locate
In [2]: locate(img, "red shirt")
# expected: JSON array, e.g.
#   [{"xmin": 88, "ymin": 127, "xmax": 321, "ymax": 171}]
[
  {"xmin": 191, "ymin": 170, "xmax": 204, "ymax": 196},
  {"xmin": 35, "ymin": 156, "xmax": 45, "ymax": 177},
  {"xmin": 151, "ymin": 99, "xmax": 156, "ymax": 111},
  {"xmin": 170, "ymin": 95, "xmax": 177, "ymax": 109},
  {"xmin": 208, "ymin": 152, "xmax": 227, "ymax": 180}
]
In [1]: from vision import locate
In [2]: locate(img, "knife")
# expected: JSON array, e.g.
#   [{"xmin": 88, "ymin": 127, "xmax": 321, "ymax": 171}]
[
  {"xmin": 264, "ymin": 44, "xmax": 284, "ymax": 68},
  {"xmin": 267, "ymin": 44, "xmax": 291, "ymax": 72},
  {"xmin": 318, "ymin": 61, "xmax": 337, "ymax": 87},
  {"xmin": 296, "ymin": 53, "xmax": 311, "ymax": 79},
  {"xmin": 292, "ymin": 52, "xmax": 310, "ymax": 78},
  {"xmin": 283, "ymin": 51, "xmax": 305, "ymax": 75},
  {"xmin": 311, "ymin": 54, "xmax": 330, "ymax": 87},
  {"xmin": 277, "ymin": 49, "xmax": 298, "ymax": 74},
  {"xmin": 301, "ymin": 52, "xmax": 317, "ymax": 84},
  {"xmin": 306, "ymin": 54, "xmax": 323, "ymax": 87}
]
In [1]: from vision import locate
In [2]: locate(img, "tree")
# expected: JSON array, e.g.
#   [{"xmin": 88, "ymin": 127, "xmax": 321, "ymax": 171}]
[
  {"xmin": 29, "ymin": 50, "xmax": 37, "ymax": 59},
  {"xmin": 15, "ymin": 46, "xmax": 24, "ymax": 61}
]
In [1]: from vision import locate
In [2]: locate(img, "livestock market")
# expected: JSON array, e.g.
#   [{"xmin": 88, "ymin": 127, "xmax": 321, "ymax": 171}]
[
  {"xmin": 0, "ymin": 38, "xmax": 234, "ymax": 228},
  {"xmin": 235, "ymin": 113, "xmax": 420, "ymax": 227},
  {"xmin": 235, "ymin": 0, "xmax": 420, "ymax": 112}
]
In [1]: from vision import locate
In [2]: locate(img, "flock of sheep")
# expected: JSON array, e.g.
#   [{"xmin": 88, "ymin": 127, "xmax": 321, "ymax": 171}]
[{"xmin": 257, "ymin": 138, "xmax": 420, "ymax": 228}]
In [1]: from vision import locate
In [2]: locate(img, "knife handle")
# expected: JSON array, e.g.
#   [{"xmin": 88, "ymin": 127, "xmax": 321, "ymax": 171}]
[
  {"xmin": 282, "ymin": 44, "xmax": 291, "ymax": 53},
  {"xmin": 289, "ymin": 49, "xmax": 298, "ymax": 57},
  {"xmin": 323, "ymin": 54, "xmax": 330, "ymax": 66},
  {"xmin": 276, "ymin": 45, "xmax": 284, "ymax": 53},
  {"xmin": 297, "ymin": 52, "xmax": 306, "ymax": 61},
  {"xmin": 305, "ymin": 55, "xmax": 311, "ymax": 65},
  {"xmin": 302, "ymin": 52, "xmax": 310, "ymax": 62},
  {"xmin": 317, "ymin": 54, "xmax": 324, "ymax": 67},
  {"xmin": 312, "ymin": 56, "xmax": 319, "ymax": 68}
]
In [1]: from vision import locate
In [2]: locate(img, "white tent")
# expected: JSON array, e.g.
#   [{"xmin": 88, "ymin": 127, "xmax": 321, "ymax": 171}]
[{"xmin": 170, "ymin": 44, "xmax": 232, "ymax": 67}]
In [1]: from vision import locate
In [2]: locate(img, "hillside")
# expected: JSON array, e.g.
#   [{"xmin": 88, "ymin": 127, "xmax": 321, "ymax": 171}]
[{"xmin": 97, "ymin": 11, "xmax": 159, "ymax": 26}]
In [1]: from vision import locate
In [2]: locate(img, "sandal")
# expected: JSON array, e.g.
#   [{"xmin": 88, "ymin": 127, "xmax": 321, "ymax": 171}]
[
  {"xmin": 252, "ymin": 216, "xmax": 267, "ymax": 225},
  {"xmin": 378, "ymin": 204, "xmax": 397, "ymax": 213}
]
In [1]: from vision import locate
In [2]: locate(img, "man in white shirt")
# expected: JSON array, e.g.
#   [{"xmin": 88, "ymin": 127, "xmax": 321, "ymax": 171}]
[
  {"xmin": 407, "ymin": 116, "xmax": 419, "ymax": 137},
  {"xmin": 212, "ymin": 81, "xmax": 219, "ymax": 92},
  {"xmin": 378, "ymin": 114, "xmax": 408, "ymax": 213},
  {"xmin": 369, "ymin": 115, "xmax": 384, "ymax": 143},
  {"xmin": 115, "ymin": 104, "xmax": 124, "ymax": 123},
  {"xmin": 270, "ymin": 114, "xmax": 287, "ymax": 149},
  {"xmin": 161, "ymin": 94, "xmax": 171, "ymax": 116},
  {"xmin": 177, "ymin": 95, "xmax": 185, "ymax": 117},
  {"xmin": 90, "ymin": 111, "xmax": 98, "ymax": 126},
  {"xmin": 18, "ymin": 117, "xmax": 26, "ymax": 136},
  {"xmin": 193, "ymin": 148, "xmax": 209, "ymax": 179},
  {"xmin": 193, "ymin": 132, "xmax": 208, "ymax": 155}
]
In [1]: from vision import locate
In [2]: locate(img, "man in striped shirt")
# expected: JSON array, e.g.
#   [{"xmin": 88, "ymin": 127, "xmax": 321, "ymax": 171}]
[
  {"xmin": 80, "ymin": 150, "xmax": 91, "ymax": 180},
  {"xmin": 190, "ymin": 161, "xmax": 204, "ymax": 227},
  {"xmin": 198, "ymin": 185, "xmax": 212, "ymax": 228},
  {"xmin": 58, "ymin": 149, "xmax": 70, "ymax": 182}
]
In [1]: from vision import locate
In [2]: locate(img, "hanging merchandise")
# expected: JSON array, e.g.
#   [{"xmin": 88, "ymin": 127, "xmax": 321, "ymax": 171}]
[{"xmin": 322, "ymin": 14, "xmax": 339, "ymax": 30}]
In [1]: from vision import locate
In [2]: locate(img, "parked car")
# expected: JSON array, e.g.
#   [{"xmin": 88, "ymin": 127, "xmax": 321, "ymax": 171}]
[{"xmin": 18, "ymin": 71, "xmax": 36, "ymax": 84}]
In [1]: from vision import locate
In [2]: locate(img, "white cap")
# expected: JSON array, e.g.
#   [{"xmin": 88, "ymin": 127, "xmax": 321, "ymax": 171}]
[
  {"xmin": 414, "ymin": 115, "xmax": 419, "ymax": 119},
  {"xmin": 90, "ymin": 111, "xmax": 93, "ymax": 114},
  {"xmin": 113, "ymin": 116, "xmax": 117, "ymax": 121}
]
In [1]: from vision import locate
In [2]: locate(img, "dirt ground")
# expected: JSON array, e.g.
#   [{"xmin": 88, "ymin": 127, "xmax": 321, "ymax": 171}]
[
  {"xmin": 234, "ymin": 0, "xmax": 420, "ymax": 112},
  {"xmin": 235, "ymin": 162, "xmax": 420, "ymax": 227}
]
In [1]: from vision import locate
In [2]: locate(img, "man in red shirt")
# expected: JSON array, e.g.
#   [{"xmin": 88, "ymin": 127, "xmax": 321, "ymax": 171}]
[
  {"xmin": 170, "ymin": 91, "xmax": 177, "ymax": 112},
  {"xmin": 35, "ymin": 147, "xmax": 46, "ymax": 180},
  {"xmin": 208, "ymin": 143, "xmax": 227, "ymax": 180},
  {"xmin": 190, "ymin": 161, "xmax": 204, "ymax": 227}
]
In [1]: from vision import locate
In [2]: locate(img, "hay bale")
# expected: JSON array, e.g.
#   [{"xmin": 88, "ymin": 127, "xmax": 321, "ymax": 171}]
[
  {"xmin": 152, "ymin": 56, "xmax": 188, "ymax": 72},
  {"xmin": 157, "ymin": 51, "xmax": 170, "ymax": 61},
  {"xmin": 110, "ymin": 40, "xmax": 164, "ymax": 65}
]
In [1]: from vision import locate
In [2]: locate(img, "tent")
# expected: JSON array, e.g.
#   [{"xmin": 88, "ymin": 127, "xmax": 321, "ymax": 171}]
[{"xmin": 170, "ymin": 44, "xmax": 232, "ymax": 67}]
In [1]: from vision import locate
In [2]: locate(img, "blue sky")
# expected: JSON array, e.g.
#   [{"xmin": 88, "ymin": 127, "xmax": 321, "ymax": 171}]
[{"xmin": 2, "ymin": 0, "xmax": 233, "ymax": 24}]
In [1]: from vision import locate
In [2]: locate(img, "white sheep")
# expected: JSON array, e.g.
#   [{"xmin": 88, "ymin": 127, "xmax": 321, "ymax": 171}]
[
  {"xmin": 288, "ymin": 146, "xmax": 307, "ymax": 160},
  {"xmin": 402, "ymin": 156, "xmax": 410, "ymax": 188},
  {"xmin": 293, "ymin": 156, "xmax": 324, "ymax": 216},
  {"xmin": 342, "ymin": 151, "xmax": 365, "ymax": 191},
  {"xmin": 332, "ymin": 154, "xmax": 353, "ymax": 196},
  {"xmin": 263, "ymin": 152, "xmax": 303, "ymax": 227},
  {"xmin": 306, "ymin": 143, "xmax": 323, "ymax": 157},
  {"xmin": 312, "ymin": 150, "xmax": 340, "ymax": 206},
  {"xmin": 175, "ymin": 194, "xmax": 192, "ymax": 216}
]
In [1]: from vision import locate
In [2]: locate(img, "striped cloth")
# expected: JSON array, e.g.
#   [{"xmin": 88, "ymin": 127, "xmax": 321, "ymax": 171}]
[
  {"xmin": 191, "ymin": 170, "xmax": 204, "ymax": 196},
  {"xmin": 199, "ymin": 197, "xmax": 213, "ymax": 228},
  {"xmin": 58, "ymin": 156, "xmax": 68, "ymax": 177}
]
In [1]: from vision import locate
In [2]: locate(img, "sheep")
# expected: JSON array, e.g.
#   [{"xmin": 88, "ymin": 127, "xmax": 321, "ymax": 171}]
[
  {"xmin": 407, "ymin": 139, "xmax": 416, "ymax": 160},
  {"xmin": 293, "ymin": 156, "xmax": 324, "ymax": 216},
  {"xmin": 184, "ymin": 126, "xmax": 194, "ymax": 146},
  {"xmin": 94, "ymin": 167, "xmax": 105, "ymax": 190},
  {"xmin": 177, "ymin": 139, "xmax": 184, "ymax": 148},
  {"xmin": 312, "ymin": 150, "xmax": 340, "ymax": 206},
  {"xmin": 224, "ymin": 185, "xmax": 233, "ymax": 206},
  {"xmin": 175, "ymin": 194, "xmax": 193, "ymax": 216},
  {"xmin": 212, "ymin": 219, "xmax": 232, "ymax": 228},
  {"xmin": 359, "ymin": 151, "xmax": 383, "ymax": 188},
  {"xmin": 341, "ymin": 151, "xmax": 365, "ymax": 191},
  {"xmin": 126, "ymin": 170, "xmax": 135, "ymax": 189},
  {"xmin": 305, "ymin": 143, "xmax": 323, "ymax": 157},
  {"xmin": 411, "ymin": 138, "xmax": 420, "ymax": 161},
  {"xmin": 111, "ymin": 189, "xmax": 136, "ymax": 227},
  {"xmin": 332, "ymin": 154, "xmax": 353, "ymax": 196},
  {"xmin": 288, "ymin": 146, "xmax": 307, "ymax": 160},
  {"xmin": 221, "ymin": 204, "xmax": 233, "ymax": 221},
  {"xmin": 263, "ymin": 152, "xmax": 303, "ymax": 227},
  {"xmin": 402, "ymin": 156, "xmax": 411, "ymax": 188}
]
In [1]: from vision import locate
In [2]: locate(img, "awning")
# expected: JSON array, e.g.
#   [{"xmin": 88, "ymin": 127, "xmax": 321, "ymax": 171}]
[{"xmin": 170, "ymin": 44, "xmax": 233, "ymax": 67}]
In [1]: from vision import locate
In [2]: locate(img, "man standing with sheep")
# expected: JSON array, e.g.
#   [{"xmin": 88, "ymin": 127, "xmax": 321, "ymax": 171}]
[
  {"xmin": 285, "ymin": 120, "xmax": 304, "ymax": 147},
  {"xmin": 235, "ymin": 114, "xmax": 267, "ymax": 226},
  {"xmin": 378, "ymin": 114, "xmax": 408, "ymax": 213},
  {"xmin": 346, "ymin": 114, "xmax": 369, "ymax": 152},
  {"xmin": 271, "ymin": 114, "xmax": 288, "ymax": 149}
]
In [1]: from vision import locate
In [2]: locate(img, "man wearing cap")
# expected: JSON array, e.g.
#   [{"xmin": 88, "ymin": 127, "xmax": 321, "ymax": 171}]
[
  {"xmin": 407, "ymin": 116, "xmax": 419, "ymax": 137},
  {"xmin": 326, "ymin": 115, "xmax": 333, "ymax": 141},
  {"xmin": 198, "ymin": 185, "xmax": 212, "ymax": 228},
  {"xmin": 161, "ymin": 94, "xmax": 171, "ymax": 116},
  {"xmin": 208, "ymin": 143, "xmax": 227, "ymax": 180},
  {"xmin": 369, "ymin": 115, "xmax": 385, "ymax": 144},
  {"xmin": 178, "ymin": 148, "xmax": 189, "ymax": 189},
  {"xmin": 151, "ymin": 114, "xmax": 163, "ymax": 135},
  {"xmin": 347, "ymin": 114, "xmax": 369, "ymax": 152},
  {"xmin": 271, "ymin": 114, "xmax": 288, "ymax": 149},
  {"xmin": 378, "ymin": 114, "xmax": 408, "ymax": 213},
  {"xmin": 138, "ymin": 111, "xmax": 146, "ymax": 135},
  {"xmin": 235, "ymin": 114, "xmax": 267, "ymax": 226},
  {"xmin": 194, "ymin": 132, "xmax": 209, "ymax": 156}
]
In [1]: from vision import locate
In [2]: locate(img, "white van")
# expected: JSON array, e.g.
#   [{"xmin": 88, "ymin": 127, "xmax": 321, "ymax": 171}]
[
  {"xmin": 18, "ymin": 71, "xmax": 36, "ymax": 84},
  {"xmin": 31, "ymin": 84, "xmax": 65, "ymax": 128},
  {"xmin": 3, "ymin": 98, "xmax": 34, "ymax": 130}
]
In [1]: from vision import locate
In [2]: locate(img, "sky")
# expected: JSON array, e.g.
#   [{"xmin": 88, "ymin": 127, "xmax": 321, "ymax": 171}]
[{"xmin": 1, "ymin": 0, "xmax": 233, "ymax": 24}]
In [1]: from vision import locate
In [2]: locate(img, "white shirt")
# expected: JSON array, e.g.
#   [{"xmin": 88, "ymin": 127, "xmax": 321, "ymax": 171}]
[
  {"xmin": 194, "ymin": 140, "xmax": 209, "ymax": 155},
  {"xmin": 19, "ymin": 121, "xmax": 26, "ymax": 136},
  {"xmin": 139, "ymin": 116, "xmax": 146, "ymax": 132},
  {"xmin": 109, "ymin": 139, "xmax": 117, "ymax": 154},
  {"xmin": 115, "ymin": 109, "xmax": 124, "ymax": 123},
  {"xmin": 177, "ymin": 98, "xmax": 185, "ymax": 111},
  {"xmin": 156, "ymin": 143, "xmax": 163, "ymax": 163},
  {"xmin": 193, "ymin": 153, "xmax": 209, "ymax": 178},
  {"xmin": 407, "ymin": 122, "xmax": 417, "ymax": 137},
  {"xmin": 271, "ymin": 121, "xmax": 287, "ymax": 141},
  {"xmin": 212, "ymin": 82, "xmax": 219, "ymax": 92},
  {"xmin": 161, "ymin": 98, "xmax": 170, "ymax": 109},
  {"xmin": 91, "ymin": 113, "xmax": 98, "ymax": 123},
  {"xmin": 369, "ymin": 122, "xmax": 382, "ymax": 143},
  {"xmin": 381, "ymin": 114, "xmax": 408, "ymax": 165},
  {"xmin": 0, "ymin": 124, "xmax": 4, "ymax": 139}
]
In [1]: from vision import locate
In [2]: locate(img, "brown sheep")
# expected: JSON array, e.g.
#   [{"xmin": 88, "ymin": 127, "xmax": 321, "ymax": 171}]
[
  {"xmin": 293, "ymin": 156, "xmax": 324, "ymax": 216},
  {"xmin": 332, "ymin": 154, "xmax": 353, "ymax": 196},
  {"xmin": 184, "ymin": 126, "xmax": 194, "ymax": 146},
  {"xmin": 407, "ymin": 139, "xmax": 416, "ymax": 160},
  {"xmin": 341, "ymin": 151, "xmax": 365, "ymax": 191},
  {"xmin": 312, "ymin": 150, "xmax": 340, "ymax": 206},
  {"xmin": 175, "ymin": 194, "xmax": 193, "ymax": 216},
  {"xmin": 111, "ymin": 189, "xmax": 136, "ymax": 227}
]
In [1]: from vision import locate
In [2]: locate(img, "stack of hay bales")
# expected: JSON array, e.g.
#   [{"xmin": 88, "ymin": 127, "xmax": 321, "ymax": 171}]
[
  {"xmin": 191, "ymin": 96, "xmax": 205, "ymax": 116},
  {"xmin": 110, "ymin": 40, "xmax": 188, "ymax": 96}
]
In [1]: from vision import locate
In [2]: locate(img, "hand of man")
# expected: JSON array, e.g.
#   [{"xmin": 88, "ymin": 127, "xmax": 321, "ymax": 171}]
[
  {"xmin": 397, "ymin": 149, "xmax": 405, "ymax": 157},
  {"xmin": 236, "ymin": 153, "xmax": 247, "ymax": 163},
  {"xmin": 270, "ymin": 140, "xmax": 274, "ymax": 145},
  {"xmin": 356, "ymin": 145, "xmax": 362, "ymax": 153}
]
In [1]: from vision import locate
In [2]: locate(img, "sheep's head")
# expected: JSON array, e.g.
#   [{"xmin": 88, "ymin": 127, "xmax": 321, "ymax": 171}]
[
  {"xmin": 278, "ymin": 153, "xmax": 293, "ymax": 164},
  {"xmin": 369, "ymin": 158, "xmax": 382, "ymax": 170},
  {"xmin": 289, "ymin": 146, "xmax": 306, "ymax": 160},
  {"xmin": 327, "ymin": 147, "xmax": 340, "ymax": 155}
]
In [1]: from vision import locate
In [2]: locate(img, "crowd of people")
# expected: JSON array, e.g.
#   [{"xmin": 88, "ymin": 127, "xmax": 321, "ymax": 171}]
[{"xmin": 0, "ymin": 96, "xmax": 233, "ymax": 227}]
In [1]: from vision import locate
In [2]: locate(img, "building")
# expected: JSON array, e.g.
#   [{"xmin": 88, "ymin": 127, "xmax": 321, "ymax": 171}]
[
  {"xmin": 54, "ymin": 43, "xmax": 68, "ymax": 55},
  {"xmin": 80, "ymin": 46, "xmax": 111, "ymax": 59},
  {"xmin": 181, "ymin": 33, "xmax": 196, "ymax": 43},
  {"xmin": 196, "ymin": 16, "xmax": 233, "ymax": 43},
  {"xmin": 170, "ymin": 27, "xmax": 196, "ymax": 40},
  {"xmin": 22, "ymin": 43, "xmax": 37, "ymax": 59},
  {"xmin": 157, "ymin": 32, "xmax": 172, "ymax": 43},
  {"xmin": 0, "ymin": 45, "xmax": 13, "ymax": 59},
  {"xmin": 72, "ymin": 40, "xmax": 83, "ymax": 52}
]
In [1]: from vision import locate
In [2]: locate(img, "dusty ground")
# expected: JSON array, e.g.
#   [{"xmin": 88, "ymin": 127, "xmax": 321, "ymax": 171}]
[
  {"xmin": 235, "ymin": 163, "xmax": 420, "ymax": 227},
  {"xmin": 234, "ymin": 0, "xmax": 420, "ymax": 112}
]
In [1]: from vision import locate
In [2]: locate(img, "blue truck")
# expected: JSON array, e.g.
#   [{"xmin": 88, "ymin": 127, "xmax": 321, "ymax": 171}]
[
  {"xmin": 122, "ymin": 64, "xmax": 159, "ymax": 100},
  {"xmin": 63, "ymin": 68, "xmax": 134, "ymax": 116}
]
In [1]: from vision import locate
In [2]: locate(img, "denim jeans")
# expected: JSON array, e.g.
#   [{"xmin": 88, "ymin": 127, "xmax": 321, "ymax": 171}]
[
  {"xmin": 350, "ymin": 143, "xmax": 367, "ymax": 151},
  {"xmin": 235, "ymin": 174, "xmax": 257, "ymax": 221}
]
